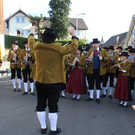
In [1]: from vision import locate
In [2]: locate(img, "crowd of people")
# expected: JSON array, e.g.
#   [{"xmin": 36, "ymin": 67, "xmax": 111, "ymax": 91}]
[{"xmin": 0, "ymin": 27, "xmax": 135, "ymax": 135}]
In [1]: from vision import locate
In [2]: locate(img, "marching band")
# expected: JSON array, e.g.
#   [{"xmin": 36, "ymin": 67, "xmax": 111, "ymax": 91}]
[{"xmin": 1, "ymin": 28, "xmax": 135, "ymax": 135}]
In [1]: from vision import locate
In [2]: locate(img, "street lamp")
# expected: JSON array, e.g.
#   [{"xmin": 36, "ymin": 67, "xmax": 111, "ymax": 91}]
[{"xmin": 76, "ymin": 13, "xmax": 86, "ymax": 36}]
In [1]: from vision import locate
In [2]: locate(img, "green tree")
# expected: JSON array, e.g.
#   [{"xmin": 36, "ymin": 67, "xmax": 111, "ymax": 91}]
[
  {"xmin": 48, "ymin": 0, "xmax": 71, "ymax": 39},
  {"xmin": 28, "ymin": 15, "xmax": 47, "ymax": 39}
]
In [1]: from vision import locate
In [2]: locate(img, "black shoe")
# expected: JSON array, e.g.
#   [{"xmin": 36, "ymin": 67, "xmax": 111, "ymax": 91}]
[
  {"xmin": 100, "ymin": 94, "xmax": 106, "ymax": 98},
  {"xmin": 61, "ymin": 95, "xmax": 66, "ymax": 98},
  {"xmin": 18, "ymin": 89, "xmax": 21, "ymax": 92},
  {"xmin": 41, "ymin": 128, "xmax": 47, "ymax": 134},
  {"xmin": 85, "ymin": 98, "xmax": 94, "ymax": 101},
  {"xmin": 13, "ymin": 89, "xmax": 16, "ymax": 92},
  {"xmin": 96, "ymin": 99, "xmax": 101, "ymax": 103},
  {"xmin": 49, "ymin": 128, "xmax": 61, "ymax": 135},
  {"xmin": 22, "ymin": 92, "xmax": 28, "ymax": 95},
  {"xmin": 31, "ymin": 92, "xmax": 36, "ymax": 96},
  {"xmin": 108, "ymin": 95, "xmax": 113, "ymax": 99},
  {"xmin": 72, "ymin": 97, "xmax": 76, "ymax": 100}
]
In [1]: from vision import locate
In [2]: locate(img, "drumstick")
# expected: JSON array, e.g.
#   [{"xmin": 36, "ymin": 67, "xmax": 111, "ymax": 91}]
[{"xmin": 57, "ymin": 18, "xmax": 69, "ymax": 29}]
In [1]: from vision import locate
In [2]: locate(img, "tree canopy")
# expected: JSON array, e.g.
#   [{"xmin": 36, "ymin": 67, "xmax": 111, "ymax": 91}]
[{"xmin": 48, "ymin": 0, "xmax": 71, "ymax": 39}]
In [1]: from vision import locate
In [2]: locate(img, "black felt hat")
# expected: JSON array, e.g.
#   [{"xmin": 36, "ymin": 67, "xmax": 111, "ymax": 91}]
[
  {"xmin": 125, "ymin": 46, "xmax": 133, "ymax": 50},
  {"xmin": 108, "ymin": 46, "xmax": 114, "ymax": 50},
  {"xmin": 41, "ymin": 28, "xmax": 56, "ymax": 38},
  {"xmin": 129, "ymin": 48, "xmax": 135, "ymax": 53},
  {"xmin": 91, "ymin": 38, "xmax": 100, "ymax": 44},
  {"xmin": 120, "ymin": 52, "xmax": 129, "ymax": 56},
  {"xmin": 117, "ymin": 46, "xmax": 123, "ymax": 50},
  {"xmin": 12, "ymin": 40, "xmax": 19, "ymax": 45}
]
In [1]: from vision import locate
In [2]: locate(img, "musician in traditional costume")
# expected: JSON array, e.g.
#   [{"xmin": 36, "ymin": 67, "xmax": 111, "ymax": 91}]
[
  {"xmin": 28, "ymin": 28, "xmax": 78, "ymax": 135},
  {"xmin": 0, "ymin": 44, "xmax": 2, "ymax": 67},
  {"xmin": 129, "ymin": 48, "xmax": 135, "ymax": 95},
  {"xmin": 114, "ymin": 52, "xmax": 132, "ymax": 107},
  {"xmin": 116, "ymin": 46, "xmax": 123, "ymax": 78},
  {"xmin": 101, "ymin": 46, "xmax": 118, "ymax": 99},
  {"xmin": 20, "ymin": 40, "xmax": 35, "ymax": 96},
  {"xmin": 7, "ymin": 41, "xmax": 22, "ymax": 92},
  {"xmin": 66, "ymin": 46, "xmax": 86, "ymax": 100},
  {"xmin": 86, "ymin": 38, "xmax": 109, "ymax": 103}
]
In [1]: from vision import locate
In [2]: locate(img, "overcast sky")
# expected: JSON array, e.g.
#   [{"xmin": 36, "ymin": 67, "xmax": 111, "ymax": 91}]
[{"xmin": 3, "ymin": 0, "xmax": 135, "ymax": 42}]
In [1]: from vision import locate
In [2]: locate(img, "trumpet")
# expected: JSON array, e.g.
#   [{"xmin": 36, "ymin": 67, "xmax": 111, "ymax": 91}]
[
  {"xmin": 86, "ymin": 47, "xmax": 94, "ymax": 67},
  {"xmin": 12, "ymin": 49, "xmax": 18, "ymax": 67}
]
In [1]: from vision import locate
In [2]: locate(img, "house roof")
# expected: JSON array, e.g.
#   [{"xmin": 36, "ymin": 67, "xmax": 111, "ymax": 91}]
[
  {"xmin": 69, "ymin": 18, "xmax": 88, "ymax": 30},
  {"xmin": 40, "ymin": 18, "xmax": 88, "ymax": 30},
  {"xmin": 101, "ymin": 32, "xmax": 128, "ymax": 47},
  {"xmin": 5, "ymin": 9, "xmax": 29, "ymax": 22}
]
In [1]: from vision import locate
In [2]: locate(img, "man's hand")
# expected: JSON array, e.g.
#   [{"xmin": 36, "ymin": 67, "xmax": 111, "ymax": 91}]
[
  {"xmin": 29, "ymin": 26, "xmax": 36, "ymax": 35},
  {"xmin": 68, "ymin": 27, "xmax": 75, "ymax": 36},
  {"xmin": 99, "ymin": 55, "xmax": 103, "ymax": 60},
  {"xmin": 0, "ymin": 63, "xmax": 2, "ymax": 67}
]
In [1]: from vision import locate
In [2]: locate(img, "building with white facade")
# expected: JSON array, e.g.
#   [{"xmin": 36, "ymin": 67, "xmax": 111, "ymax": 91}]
[
  {"xmin": 5, "ymin": 9, "xmax": 32, "ymax": 37},
  {"xmin": 124, "ymin": 15, "xmax": 135, "ymax": 48}
]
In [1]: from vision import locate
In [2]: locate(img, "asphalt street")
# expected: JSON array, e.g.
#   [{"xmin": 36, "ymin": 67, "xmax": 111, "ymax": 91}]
[{"xmin": 0, "ymin": 77, "xmax": 135, "ymax": 135}]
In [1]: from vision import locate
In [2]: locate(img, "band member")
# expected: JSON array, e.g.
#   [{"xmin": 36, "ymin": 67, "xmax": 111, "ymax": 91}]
[
  {"xmin": 20, "ymin": 40, "xmax": 35, "ymax": 96},
  {"xmin": 129, "ymin": 48, "xmax": 135, "ymax": 95},
  {"xmin": 114, "ymin": 52, "xmax": 132, "ymax": 107},
  {"xmin": 116, "ymin": 46, "xmax": 123, "ymax": 78},
  {"xmin": 86, "ymin": 38, "xmax": 109, "ymax": 103},
  {"xmin": 28, "ymin": 28, "xmax": 78, "ymax": 135},
  {"xmin": 7, "ymin": 41, "xmax": 22, "ymax": 92},
  {"xmin": 66, "ymin": 46, "xmax": 86, "ymax": 100},
  {"xmin": 61, "ymin": 52, "xmax": 74, "ymax": 98},
  {"xmin": 0, "ymin": 44, "xmax": 2, "ymax": 67},
  {"xmin": 101, "ymin": 46, "xmax": 118, "ymax": 99},
  {"xmin": 126, "ymin": 46, "xmax": 133, "ymax": 54}
]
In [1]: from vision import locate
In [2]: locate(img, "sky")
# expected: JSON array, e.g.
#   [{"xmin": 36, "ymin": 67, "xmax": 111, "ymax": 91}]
[{"xmin": 3, "ymin": 0, "xmax": 135, "ymax": 42}]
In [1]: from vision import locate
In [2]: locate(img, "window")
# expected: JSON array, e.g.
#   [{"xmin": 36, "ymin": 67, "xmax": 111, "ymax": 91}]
[
  {"xmin": 21, "ymin": 17, "xmax": 25, "ymax": 22},
  {"xmin": 16, "ymin": 17, "xmax": 20, "ymax": 22}
]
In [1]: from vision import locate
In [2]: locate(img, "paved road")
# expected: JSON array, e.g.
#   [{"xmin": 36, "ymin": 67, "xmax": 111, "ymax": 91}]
[{"xmin": 0, "ymin": 77, "xmax": 135, "ymax": 135}]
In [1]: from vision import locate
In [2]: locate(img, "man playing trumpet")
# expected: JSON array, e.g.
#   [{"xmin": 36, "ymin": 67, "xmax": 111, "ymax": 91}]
[{"xmin": 86, "ymin": 38, "xmax": 109, "ymax": 103}]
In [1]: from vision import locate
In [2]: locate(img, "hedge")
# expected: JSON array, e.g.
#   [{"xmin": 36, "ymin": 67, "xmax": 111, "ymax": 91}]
[{"xmin": 5, "ymin": 35, "xmax": 87, "ymax": 49}]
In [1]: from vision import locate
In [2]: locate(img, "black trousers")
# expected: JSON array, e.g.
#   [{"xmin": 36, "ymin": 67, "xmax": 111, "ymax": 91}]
[
  {"xmin": 103, "ymin": 73, "xmax": 115, "ymax": 87},
  {"xmin": 22, "ymin": 66, "xmax": 33, "ymax": 83},
  {"xmin": 131, "ymin": 77, "xmax": 135, "ymax": 90},
  {"xmin": 36, "ymin": 82, "xmax": 61, "ymax": 113},
  {"xmin": 87, "ymin": 69, "xmax": 101, "ymax": 90},
  {"xmin": 11, "ymin": 68, "xmax": 21, "ymax": 79}
]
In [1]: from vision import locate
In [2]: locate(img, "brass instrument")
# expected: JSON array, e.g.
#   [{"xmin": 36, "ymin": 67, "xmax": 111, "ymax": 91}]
[
  {"xmin": 22, "ymin": 48, "xmax": 30, "ymax": 67},
  {"xmin": 86, "ymin": 47, "xmax": 94, "ymax": 67},
  {"xmin": 12, "ymin": 49, "xmax": 18, "ymax": 67}
]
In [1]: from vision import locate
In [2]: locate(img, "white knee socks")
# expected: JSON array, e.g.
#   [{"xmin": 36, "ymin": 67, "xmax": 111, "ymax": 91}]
[
  {"xmin": 37, "ymin": 111, "xmax": 46, "ymax": 129},
  {"xmin": 90, "ymin": 90, "xmax": 94, "ymax": 99},
  {"xmin": 30, "ymin": 82, "xmax": 34, "ymax": 93},
  {"xmin": 49, "ymin": 113, "xmax": 58, "ymax": 131},
  {"xmin": 96, "ymin": 90, "xmax": 100, "ymax": 99},
  {"xmin": 18, "ymin": 79, "xmax": 21, "ymax": 89},
  {"xmin": 24, "ymin": 83, "xmax": 28, "ymax": 92},
  {"xmin": 103, "ymin": 87, "xmax": 107, "ymax": 95},
  {"xmin": 109, "ymin": 87, "xmax": 113, "ymax": 95},
  {"xmin": 12, "ymin": 79, "xmax": 16, "ymax": 89}
]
